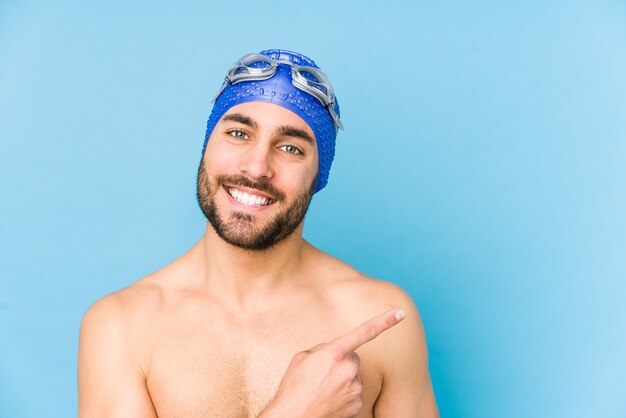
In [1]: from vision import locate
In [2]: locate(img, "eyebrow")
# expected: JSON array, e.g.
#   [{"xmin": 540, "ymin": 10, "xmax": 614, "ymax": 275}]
[
  {"xmin": 221, "ymin": 112, "xmax": 314, "ymax": 144},
  {"xmin": 222, "ymin": 113, "xmax": 257, "ymax": 128},
  {"xmin": 277, "ymin": 125, "xmax": 315, "ymax": 145}
]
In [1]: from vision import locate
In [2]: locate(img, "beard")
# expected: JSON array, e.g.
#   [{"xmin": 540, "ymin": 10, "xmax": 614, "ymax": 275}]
[{"xmin": 196, "ymin": 159, "xmax": 316, "ymax": 251}]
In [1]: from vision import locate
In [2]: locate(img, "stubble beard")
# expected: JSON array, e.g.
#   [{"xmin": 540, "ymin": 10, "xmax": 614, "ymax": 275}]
[{"xmin": 196, "ymin": 160, "xmax": 316, "ymax": 251}]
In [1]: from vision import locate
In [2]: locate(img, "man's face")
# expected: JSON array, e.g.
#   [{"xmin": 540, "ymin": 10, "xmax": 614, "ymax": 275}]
[{"xmin": 197, "ymin": 101, "xmax": 319, "ymax": 251}]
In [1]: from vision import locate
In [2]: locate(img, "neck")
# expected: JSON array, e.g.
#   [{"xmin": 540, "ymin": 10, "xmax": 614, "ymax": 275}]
[{"xmin": 194, "ymin": 221, "xmax": 309, "ymax": 310}]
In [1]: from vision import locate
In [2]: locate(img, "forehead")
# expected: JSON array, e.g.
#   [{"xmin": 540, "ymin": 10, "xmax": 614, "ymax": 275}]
[{"xmin": 221, "ymin": 102, "xmax": 315, "ymax": 137}]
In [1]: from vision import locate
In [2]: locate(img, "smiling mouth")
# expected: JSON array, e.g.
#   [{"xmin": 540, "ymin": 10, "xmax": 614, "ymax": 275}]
[{"xmin": 225, "ymin": 186, "xmax": 276, "ymax": 207}]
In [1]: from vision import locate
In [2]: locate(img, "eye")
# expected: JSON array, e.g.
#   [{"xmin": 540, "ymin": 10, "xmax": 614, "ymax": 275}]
[
  {"xmin": 228, "ymin": 129, "xmax": 249, "ymax": 140},
  {"xmin": 279, "ymin": 144, "xmax": 303, "ymax": 155}
]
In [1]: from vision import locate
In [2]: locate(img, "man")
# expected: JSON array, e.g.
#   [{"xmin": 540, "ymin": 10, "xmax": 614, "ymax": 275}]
[{"xmin": 78, "ymin": 49, "xmax": 439, "ymax": 417}]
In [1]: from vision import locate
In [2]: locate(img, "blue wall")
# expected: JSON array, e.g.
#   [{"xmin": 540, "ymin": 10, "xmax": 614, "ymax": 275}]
[{"xmin": 1, "ymin": 1, "xmax": 625, "ymax": 416}]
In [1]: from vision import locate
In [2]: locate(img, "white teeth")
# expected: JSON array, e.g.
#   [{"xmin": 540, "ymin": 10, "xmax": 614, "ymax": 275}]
[
  {"xmin": 228, "ymin": 187, "xmax": 271, "ymax": 206},
  {"xmin": 242, "ymin": 192, "xmax": 253, "ymax": 205}
]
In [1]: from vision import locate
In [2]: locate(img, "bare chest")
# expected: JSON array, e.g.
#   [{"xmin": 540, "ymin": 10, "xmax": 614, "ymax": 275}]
[{"xmin": 144, "ymin": 308, "xmax": 381, "ymax": 418}]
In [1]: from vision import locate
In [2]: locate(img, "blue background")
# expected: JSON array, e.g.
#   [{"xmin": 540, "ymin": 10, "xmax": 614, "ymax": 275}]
[{"xmin": 1, "ymin": 1, "xmax": 625, "ymax": 417}]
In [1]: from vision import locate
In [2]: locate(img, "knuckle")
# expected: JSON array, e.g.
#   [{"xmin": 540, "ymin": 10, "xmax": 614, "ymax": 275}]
[
  {"xmin": 347, "ymin": 398, "xmax": 363, "ymax": 415},
  {"xmin": 355, "ymin": 398, "xmax": 364, "ymax": 409},
  {"xmin": 349, "ymin": 361, "xmax": 360, "ymax": 375},
  {"xmin": 326, "ymin": 343, "xmax": 339, "ymax": 354},
  {"xmin": 328, "ymin": 345, "xmax": 344, "ymax": 360},
  {"xmin": 354, "ymin": 372, "xmax": 363, "ymax": 385},
  {"xmin": 362, "ymin": 326, "xmax": 378, "ymax": 341},
  {"xmin": 339, "ymin": 361, "xmax": 359, "ymax": 380}
]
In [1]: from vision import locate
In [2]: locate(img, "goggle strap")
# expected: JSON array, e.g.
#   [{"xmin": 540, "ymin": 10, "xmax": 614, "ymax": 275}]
[
  {"xmin": 212, "ymin": 77, "xmax": 231, "ymax": 103},
  {"xmin": 328, "ymin": 104, "xmax": 344, "ymax": 131}
]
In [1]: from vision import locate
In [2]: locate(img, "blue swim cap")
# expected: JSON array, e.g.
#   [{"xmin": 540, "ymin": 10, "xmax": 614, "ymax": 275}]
[{"xmin": 202, "ymin": 49, "xmax": 341, "ymax": 193}]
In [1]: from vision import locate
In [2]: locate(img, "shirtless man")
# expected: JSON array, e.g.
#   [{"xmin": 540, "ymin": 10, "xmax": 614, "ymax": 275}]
[{"xmin": 78, "ymin": 49, "xmax": 438, "ymax": 417}]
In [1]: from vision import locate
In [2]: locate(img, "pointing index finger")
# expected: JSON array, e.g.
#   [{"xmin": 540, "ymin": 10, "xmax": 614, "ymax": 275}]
[{"xmin": 330, "ymin": 308, "xmax": 406, "ymax": 356}]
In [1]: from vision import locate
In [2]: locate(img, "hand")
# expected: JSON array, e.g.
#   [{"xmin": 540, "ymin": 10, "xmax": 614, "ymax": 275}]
[{"xmin": 260, "ymin": 308, "xmax": 407, "ymax": 418}]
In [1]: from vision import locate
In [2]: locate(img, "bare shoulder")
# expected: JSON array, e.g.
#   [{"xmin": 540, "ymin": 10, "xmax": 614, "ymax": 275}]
[
  {"xmin": 78, "ymin": 275, "xmax": 167, "ymax": 417},
  {"xmin": 308, "ymin": 247, "xmax": 420, "ymax": 319},
  {"xmin": 79, "ymin": 274, "xmax": 167, "ymax": 379},
  {"xmin": 81, "ymin": 274, "xmax": 164, "ymax": 334},
  {"xmin": 331, "ymin": 266, "xmax": 426, "ymax": 356},
  {"xmin": 80, "ymin": 242, "xmax": 202, "ymax": 353},
  {"xmin": 308, "ymin": 248, "xmax": 439, "ymax": 416},
  {"xmin": 308, "ymin": 247, "xmax": 428, "ymax": 348}
]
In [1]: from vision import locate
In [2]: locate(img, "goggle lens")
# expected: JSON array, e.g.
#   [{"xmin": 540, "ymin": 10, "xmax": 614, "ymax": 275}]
[{"xmin": 296, "ymin": 69, "xmax": 329, "ymax": 96}]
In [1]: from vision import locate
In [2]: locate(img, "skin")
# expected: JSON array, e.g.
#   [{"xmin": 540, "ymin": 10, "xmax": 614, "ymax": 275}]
[{"xmin": 78, "ymin": 101, "xmax": 439, "ymax": 417}]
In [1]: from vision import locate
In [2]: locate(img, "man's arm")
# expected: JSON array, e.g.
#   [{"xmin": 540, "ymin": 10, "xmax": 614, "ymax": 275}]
[
  {"xmin": 373, "ymin": 290, "xmax": 439, "ymax": 417},
  {"xmin": 78, "ymin": 296, "xmax": 157, "ymax": 418}
]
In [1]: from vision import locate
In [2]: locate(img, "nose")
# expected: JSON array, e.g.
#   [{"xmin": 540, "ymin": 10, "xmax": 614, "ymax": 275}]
[{"xmin": 239, "ymin": 142, "xmax": 274, "ymax": 181}]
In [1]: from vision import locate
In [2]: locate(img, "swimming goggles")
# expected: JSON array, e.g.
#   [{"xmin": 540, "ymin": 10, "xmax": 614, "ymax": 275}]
[{"xmin": 213, "ymin": 53, "xmax": 344, "ymax": 132}]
